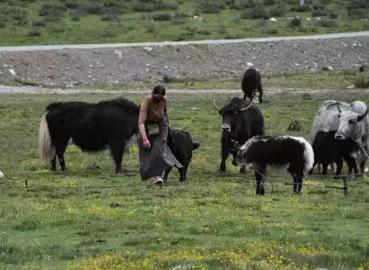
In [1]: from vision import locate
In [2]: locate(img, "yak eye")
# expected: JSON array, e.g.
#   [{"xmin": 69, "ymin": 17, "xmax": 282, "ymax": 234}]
[{"xmin": 348, "ymin": 119, "xmax": 356, "ymax": 124}]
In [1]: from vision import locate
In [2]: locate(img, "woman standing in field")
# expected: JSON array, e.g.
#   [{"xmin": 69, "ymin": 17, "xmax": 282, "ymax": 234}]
[{"xmin": 138, "ymin": 85, "xmax": 182, "ymax": 184}]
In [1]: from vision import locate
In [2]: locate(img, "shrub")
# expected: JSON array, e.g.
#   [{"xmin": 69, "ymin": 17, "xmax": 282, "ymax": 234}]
[
  {"xmin": 151, "ymin": 13, "xmax": 172, "ymax": 21},
  {"xmin": 312, "ymin": 8, "xmax": 328, "ymax": 17},
  {"xmin": 170, "ymin": 15, "xmax": 186, "ymax": 25},
  {"xmin": 85, "ymin": 2, "xmax": 106, "ymax": 15},
  {"xmin": 270, "ymin": 3, "xmax": 286, "ymax": 17},
  {"xmin": 263, "ymin": 0, "xmax": 274, "ymax": 6},
  {"xmin": 100, "ymin": 13, "xmax": 118, "ymax": 21},
  {"xmin": 28, "ymin": 29, "xmax": 42, "ymax": 37},
  {"xmin": 145, "ymin": 23, "xmax": 156, "ymax": 33},
  {"xmin": 354, "ymin": 76, "xmax": 369, "ymax": 88},
  {"xmin": 32, "ymin": 20, "xmax": 46, "ymax": 27},
  {"xmin": 315, "ymin": 18, "xmax": 337, "ymax": 28},
  {"xmin": 231, "ymin": 0, "xmax": 256, "ymax": 10},
  {"xmin": 288, "ymin": 16, "xmax": 301, "ymax": 27},
  {"xmin": 347, "ymin": 8, "xmax": 369, "ymax": 18},
  {"xmin": 39, "ymin": 4, "xmax": 66, "ymax": 18},
  {"xmin": 296, "ymin": 4, "xmax": 311, "ymax": 12},
  {"xmin": 197, "ymin": 0, "xmax": 225, "ymax": 14},
  {"xmin": 241, "ymin": 5, "xmax": 271, "ymax": 20},
  {"xmin": 329, "ymin": 11, "xmax": 338, "ymax": 19},
  {"xmin": 347, "ymin": 0, "xmax": 369, "ymax": 10}
]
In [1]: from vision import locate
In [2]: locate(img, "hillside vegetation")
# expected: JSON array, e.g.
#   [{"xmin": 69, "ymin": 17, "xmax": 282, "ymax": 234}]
[{"xmin": 0, "ymin": 0, "xmax": 368, "ymax": 45}]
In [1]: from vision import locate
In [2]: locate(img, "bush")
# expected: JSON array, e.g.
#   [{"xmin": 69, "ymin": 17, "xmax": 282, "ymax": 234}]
[
  {"xmin": 270, "ymin": 3, "xmax": 286, "ymax": 17},
  {"xmin": 197, "ymin": 0, "xmax": 225, "ymax": 14},
  {"xmin": 347, "ymin": 8, "xmax": 369, "ymax": 18},
  {"xmin": 100, "ymin": 13, "xmax": 118, "ymax": 21},
  {"xmin": 312, "ymin": 8, "xmax": 328, "ymax": 17},
  {"xmin": 347, "ymin": 0, "xmax": 369, "ymax": 10},
  {"xmin": 288, "ymin": 16, "xmax": 301, "ymax": 27},
  {"xmin": 145, "ymin": 23, "xmax": 156, "ymax": 33},
  {"xmin": 170, "ymin": 15, "xmax": 187, "ymax": 25},
  {"xmin": 28, "ymin": 29, "xmax": 42, "ymax": 37},
  {"xmin": 39, "ymin": 4, "xmax": 66, "ymax": 19},
  {"xmin": 354, "ymin": 72, "xmax": 369, "ymax": 88},
  {"xmin": 296, "ymin": 4, "xmax": 311, "ymax": 12},
  {"xmin": 131, "ymin": 0, "xmax": 178, "ymax": 12},
  {"xmin": 85, "ymin": 2, "xmax": 106, "ymax": 15},
  {"xmin": 315, "ymin": 18, "xmax": 337, "ymax": 28},
  {"xmin": 241, "ymin": 5, "xmax": 271, "ymax": 20},
  {"xmin": 231, "ymin": 0, "xmax": 256, "ymax": 10},
  {"xmin": 263, "ymin": 0, "xmax": 274, "ymax": 6},
  {"xmin": 32, "ymin": 20, "xmax": 46, "ymax": 27},
  {"xmin": 151, "ymin": 13, "xmax": 172, "ymax": 21}
]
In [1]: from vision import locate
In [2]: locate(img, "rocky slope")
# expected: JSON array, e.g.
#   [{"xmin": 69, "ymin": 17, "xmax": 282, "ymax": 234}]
[{"xmin": 0, "ymin": 35, "xmax": 368, "ymax": 88}]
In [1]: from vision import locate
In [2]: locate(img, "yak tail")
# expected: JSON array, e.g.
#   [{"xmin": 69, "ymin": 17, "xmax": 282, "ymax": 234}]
[{"xmin": 38, "ymin": 114, "xmax": 55, "ymax": 165}]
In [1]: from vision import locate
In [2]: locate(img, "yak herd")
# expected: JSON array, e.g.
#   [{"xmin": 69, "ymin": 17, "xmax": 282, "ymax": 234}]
[{"xmin": 38, "ymin": 67, "xmax": 369, "ymax": 195}]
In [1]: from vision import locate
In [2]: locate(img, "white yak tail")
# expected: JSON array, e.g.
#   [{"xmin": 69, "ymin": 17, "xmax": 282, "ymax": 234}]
[{"xmin": 38, "ymin": 114, "xmax": 55, "ymax": 166}]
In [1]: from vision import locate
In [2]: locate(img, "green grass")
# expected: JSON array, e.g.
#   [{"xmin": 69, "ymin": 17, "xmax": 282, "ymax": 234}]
[
  {"xmin": 0, "ymin": 0, "xmax": 368, "ymax": 45},
  {"xmin": 0, "ymin": 88, "xmax": 369, "ymax": 269},
  {"xmin": 71, "ymin": 69, "xmax": 363, "ymax": 92}
]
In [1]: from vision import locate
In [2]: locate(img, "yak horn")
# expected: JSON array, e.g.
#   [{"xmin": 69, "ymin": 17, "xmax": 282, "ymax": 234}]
[
  {"xmin": 358, "ymin": 108, "xmax": 368, "ymax": 121},
  {"xmin": 213, "ymin": 99, "xmax": 221, "ymax": 111},
  {"xmin": 336, "ymin": 105, "xmax": 342, "ymax": 113}
]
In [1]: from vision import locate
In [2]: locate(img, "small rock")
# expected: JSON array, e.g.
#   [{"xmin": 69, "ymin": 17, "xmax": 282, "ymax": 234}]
[
  {"xmin": 9, "ymin": 69, "xmax": 16, "ymax": 76},
  {"xmin": 0, "ymin": 170, "xmax": 4, "ymax": 179}
]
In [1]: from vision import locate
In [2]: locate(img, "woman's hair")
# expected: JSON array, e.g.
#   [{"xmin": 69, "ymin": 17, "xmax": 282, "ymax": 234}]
[{"xmin": 152, "ymin": 85, "xmax": 166, "ymax": 96}]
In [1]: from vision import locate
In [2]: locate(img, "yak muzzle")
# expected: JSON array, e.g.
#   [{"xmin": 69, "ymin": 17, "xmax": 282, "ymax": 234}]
[{"xmin": 221, "ymin": 124, "xmax": 231, "ymax": 132}]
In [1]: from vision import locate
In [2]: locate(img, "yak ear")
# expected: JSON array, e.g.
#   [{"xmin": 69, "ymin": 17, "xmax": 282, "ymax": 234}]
[
  {"xmin": 357, "ymin": 109, "xmax": 368, "ymax": 122},
  {"xmin": 192, "ymin": 143, "xmax": 200, "ymax": 150}
]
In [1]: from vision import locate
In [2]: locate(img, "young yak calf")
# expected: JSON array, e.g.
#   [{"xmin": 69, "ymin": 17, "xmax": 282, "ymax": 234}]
[{"xmin": 237, "ymin": 136, "xmax": 314, "ymax": 195}]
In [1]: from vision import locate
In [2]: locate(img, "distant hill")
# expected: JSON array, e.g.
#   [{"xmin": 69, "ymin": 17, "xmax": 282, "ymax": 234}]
[{"xmin": 0, "ymin": 0, "xmax": 368, "ymax": 45}]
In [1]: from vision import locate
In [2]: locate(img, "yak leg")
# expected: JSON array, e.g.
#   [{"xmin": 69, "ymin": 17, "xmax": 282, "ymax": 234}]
[
  {"xmin": 179, "ymin": 165, "xmax": 189, "ymax": 182},
  {"xmin": 110, "ymin": 141, "xmax": 126, "ymax": 174},
  {"xmin": 346, "ymin": 157, "xmax": 359, "ymax": 177},
  {"xmin": 292, "ymin": 174, "xmax": 303, "ymax": 193},
  {"xmin": 334, "ymin": 159, "xmax": 343, "ymax": 179},
  {"xmin": 255, "ymin": 164, "xmax": 266, "ymax": 195},
  {"xmin": 219, "ymin": 148, "xmax": 229, "ymax": 172},
  {"xmin": 51, "ymin": 156, "xmax": 57, "ymax": 171},
  {"xmin": 322, "ymin": 163, "xmax": 328, "ymax": 175},
  {"xmin": 163, "ymin": 167, "xmax": 173, "ymax": 183},
  {"xmin": 55, "ymin": 140, "xmax": 69, "ymax": 171}
]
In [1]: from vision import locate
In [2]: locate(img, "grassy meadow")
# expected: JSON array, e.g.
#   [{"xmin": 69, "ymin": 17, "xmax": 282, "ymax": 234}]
[
  {"xmin": 1, "ymin": 81, "xmax": 369, "ymax": 269},
  {"xmin": 0, "ymin": 0, "xmax": 368, "ymax": 45}
]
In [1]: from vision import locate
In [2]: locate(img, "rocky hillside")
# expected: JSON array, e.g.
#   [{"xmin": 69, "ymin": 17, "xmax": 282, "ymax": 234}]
[{"xmin": 0, "ymin": 35, "xmax": 368, "ymax": 88}]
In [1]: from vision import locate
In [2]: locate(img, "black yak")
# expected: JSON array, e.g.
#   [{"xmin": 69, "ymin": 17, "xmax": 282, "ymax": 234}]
[
  {"xmin": 38, "ymin": 98, "xmax": 139, "ymax": 173},
  {"xmin": 215, "ymin": 97, "xmax": 264, "ymax": 173},
  {"xmin": 310, "ymin": 130, "xmax": 360, "ymax": 177},
  {"xmin": 310, "ymin": 100, "xmax": 369, "ymax": 173},
  {"xmin": 237, "ymin": 136, "xmax": 314, "ymax": 195},
  {"xmin": 241, "ymin": 68, "xmax": 263, "ymax": 103},
  {"xmin": 163, "ymin": 129, "xmax": 200, "ymax": 182}
]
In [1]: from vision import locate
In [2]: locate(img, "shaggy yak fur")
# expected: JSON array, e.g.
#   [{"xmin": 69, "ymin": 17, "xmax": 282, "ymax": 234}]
[
  {"xmin": 310, "ymin": 130, "xmax": 360, "ymax": 178},
  {"xmin": 163, "ymin": 128, "xmax": 200, "ymax": 182},
  {"xmin": 237, "ymin": 135, "xmax": 314, "ymax": 195},
  {"xmin": 38, "ymin": 98, "xmax": 139, "ymax": 173},
  {"xmin": 218, "ymin": 97, "xmax": 264, "ymax": 174},
  {"xmin": 241, "ymin": 68, "xmax": 263, "ymax": 103}
]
